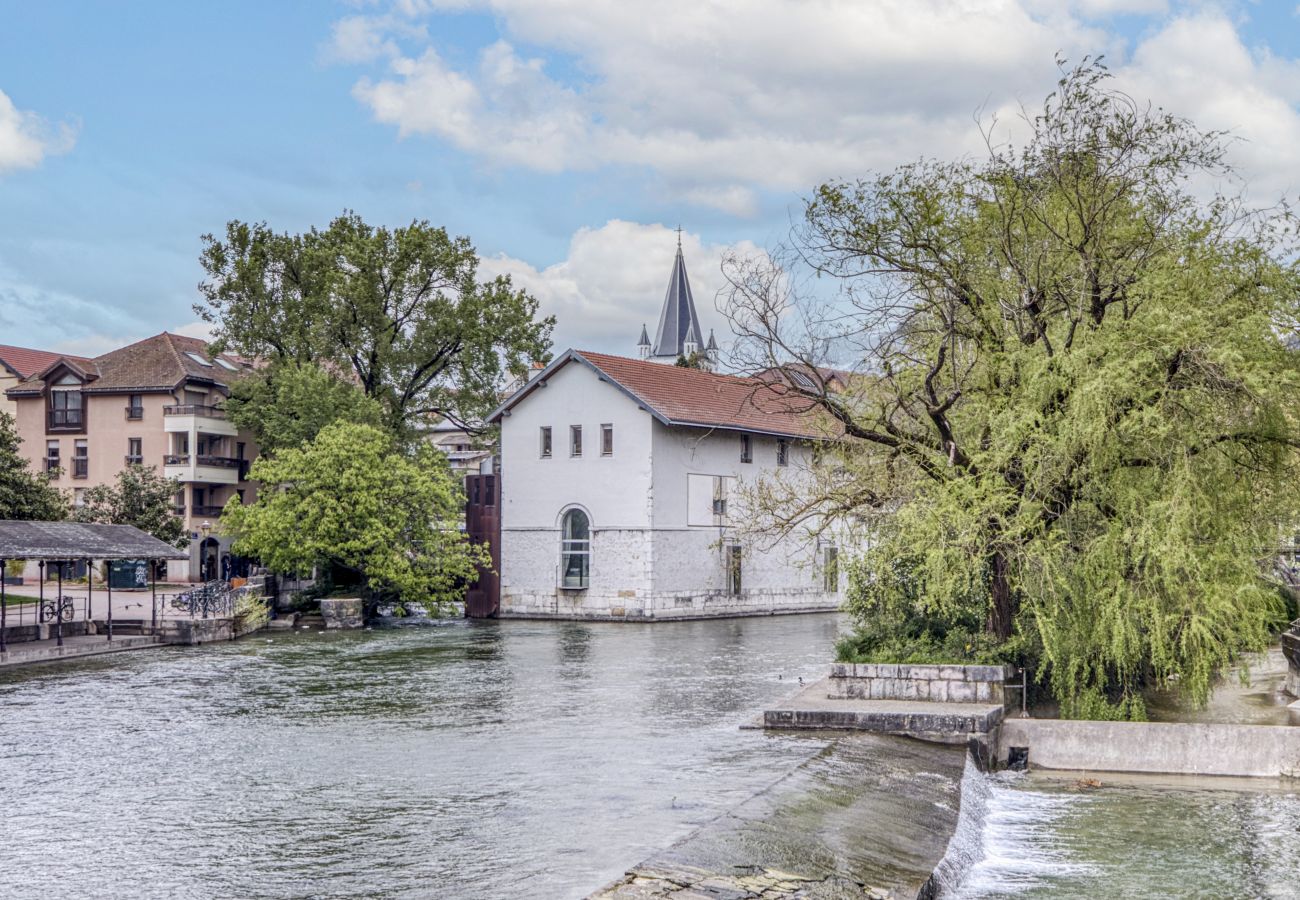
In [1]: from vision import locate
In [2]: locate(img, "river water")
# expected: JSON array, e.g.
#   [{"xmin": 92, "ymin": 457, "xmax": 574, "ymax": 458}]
[
  {"xmin": 942, "ymin": 766, "xmax": 1300, "ymax": 899},
  {"xmin": 0, "ymin": 615, "xmax": 845, "ymax": 900}
]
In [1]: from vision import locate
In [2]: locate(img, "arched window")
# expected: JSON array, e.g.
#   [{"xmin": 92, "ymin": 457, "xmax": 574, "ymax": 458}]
[{"xmin": 560, "ymin": 508, "xmax": 590, "ymax": 589}]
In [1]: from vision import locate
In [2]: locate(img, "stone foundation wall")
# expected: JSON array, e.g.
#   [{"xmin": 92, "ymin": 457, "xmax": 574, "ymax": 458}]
[
  {"xmin": 828, "ymin": 663, "xmax": 1012, "ymax": 704},
  {"xmin": 500, "ymin": 587, "xmax": 838, "ymax": 620}
]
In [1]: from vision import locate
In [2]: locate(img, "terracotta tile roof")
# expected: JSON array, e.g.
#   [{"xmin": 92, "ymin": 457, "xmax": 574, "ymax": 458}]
[
  {"xmin": 0, "ymin": 345, "xmax": 92, "ymax": 379},
  {"xmin": 5, "ymin": 332, "xmax": 252, "ymax": 396},
  {"xmin": 492, "ymin": 349, "xmax": 839, "ymax": 440}
]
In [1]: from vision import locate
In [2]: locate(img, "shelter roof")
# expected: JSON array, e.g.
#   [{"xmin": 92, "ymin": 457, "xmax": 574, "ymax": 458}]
[
  {"xmin": 0, "ymin": 521, "xmax": 189, "ymax": 560},
  {"xmin": 489, "ymin": 349, "xmax": 838, "ymax": 441}
]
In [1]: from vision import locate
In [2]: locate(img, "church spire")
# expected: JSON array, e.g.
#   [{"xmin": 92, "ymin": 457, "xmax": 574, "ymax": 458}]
[{"xmin": 650, "ymin": 233, "xmax": 704, "ymax": 360}]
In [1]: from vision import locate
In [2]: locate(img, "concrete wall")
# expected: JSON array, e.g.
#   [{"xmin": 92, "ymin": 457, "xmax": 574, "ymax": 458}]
[
  {"xmin": 998, "ymin": 718, "xmax": 1300, "ymax": 778},
  {"xmin": 829, "ymin": 663, "xmax": 1012, "ymax": 704}
]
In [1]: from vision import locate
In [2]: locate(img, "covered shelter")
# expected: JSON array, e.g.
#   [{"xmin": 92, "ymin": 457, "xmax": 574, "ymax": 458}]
[{"xmin": 0, "ymin": 520, "xmax": 189, "ymax": 651}]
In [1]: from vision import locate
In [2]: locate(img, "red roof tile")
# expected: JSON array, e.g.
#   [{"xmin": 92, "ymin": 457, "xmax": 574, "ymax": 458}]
[
  {"xmin": 0, "ymin": 345, "xmax": 92, "ymax": 379},
  {"xmin": 494, "ymin": 350, "xmax": 837, "ymax": 440}
]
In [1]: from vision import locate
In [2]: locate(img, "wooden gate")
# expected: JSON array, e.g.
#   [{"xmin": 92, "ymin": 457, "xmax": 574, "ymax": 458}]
[{"xmin": 464, "ymin": 473, "xmax": 501, "ymax": 617}]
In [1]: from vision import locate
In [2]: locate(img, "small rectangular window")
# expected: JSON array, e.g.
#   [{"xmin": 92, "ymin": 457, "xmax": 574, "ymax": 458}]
[
  {"xmin": 777, "ymin": 438, "xmax": 788, "ymax": 466},
  {"xmin": 72, "ymin": 439, "xmax": 88, "ymax": 479},
  {"xmin": 601, "ymin": 423, "xmax": 613, "ymax": 456},
  {"xmin": 727, "ymin": 545, "xmax": 743, "ymax": 595},
  {"xmin": 740, "ymin": 434, "xmax": 752, "ymax": 464},
  {"xmin": 712, "ymin": 476, "xmax": 728, "ymax": 518},
  {"xmin": 45, "ymin": 440, "xmax": 60, "ymax": 472},
  {"xmin": 126, "ymin": 394, "xmax": 143, "ymax": 419},
  {"xmin": 126, "ymin": 437, "xmax": 143, "ymax": 465},
  {"xmin": 540, "ymin": 426, "xmax": 552, "ymax": 458},
  {"xmin": 824, "ymin": 546, "xmax": 839, "ymax": 592},
  {"xmin": 570, "ymin": 425, "xmax": 582, "ymax": 457}
]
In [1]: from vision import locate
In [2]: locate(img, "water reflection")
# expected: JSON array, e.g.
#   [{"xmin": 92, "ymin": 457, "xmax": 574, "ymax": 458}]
[{"xmin": 0, "ymin": 613, "xmax": 844, "ymax": 900}]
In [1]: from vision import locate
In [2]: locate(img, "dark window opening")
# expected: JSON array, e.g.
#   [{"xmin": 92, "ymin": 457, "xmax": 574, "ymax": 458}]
[
  {"xmin": 560, "ymin": 508, "xmax": 591, "ymax": 588},
  {"xmin": 601, "ymin": 423, "xmax": 613, "ymax": 457},
  {"xmin": 740, "ymin": 434, "xmax": 752, "ymax": 464},
  {"xmin": 727, "ymin": 545, "xmax": 743, "ymax": 595},
  {"xmin": 570, "ymin": 425, "xmax": 582, "ymax": 457},
  {"xmin": 777, "ymin": 439, "xmax": 789, "ymax": 466},
  {"xmin": 540, "ymin": 426, "xmax": 552, "ymax": 458}
]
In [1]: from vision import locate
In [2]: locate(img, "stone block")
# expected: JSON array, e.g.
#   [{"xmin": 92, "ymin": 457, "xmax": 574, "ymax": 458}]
[
  {"xmin": 320, "ymin": 598, "xmax": 364, "ymax": 629},
  {"xmin": 829, "ymin": 663, "xmax": 853, "ymax": 678},
  {"xmin": 938, "ymin": 665, "xmax": 967, "ymax": 681},
  {"xmin": 948, "ymin": 681, "xmax": 978, "ymax": 703},
  {"xmin": 974, "ymin": 682, "xmax": 991, "ymax": 702},
  {"xmin": 610, "ymin": 606, "xmax": 626, "ymax": 616},
  {"xmin": 966, "ymin": 665, "xmax": 1011, "ymax": 682},
  {"xmin": 930, "ymin": 680, "xmax": 949, "ymax": 702},
  {"xmin": 914, "ymin": 679, "xmax": 931, "ymax": 701},
  {"xmin": 875, "ymin": 663, "xmax": 899, "ymax": 678}
]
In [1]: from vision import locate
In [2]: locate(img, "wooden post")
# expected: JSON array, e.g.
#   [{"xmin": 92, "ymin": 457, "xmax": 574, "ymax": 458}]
[
  {"xmin": 106, "ymin": 560, "xmax": 112, "ymax": 642},
  {"xmin": 1, "ymin": 559, "xmax": 7, "ymax": 654}
]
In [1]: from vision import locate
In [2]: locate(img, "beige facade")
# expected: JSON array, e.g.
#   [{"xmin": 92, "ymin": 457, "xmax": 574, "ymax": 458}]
[{"xmin": 5, "ymin": 333, "xmax": 260, "ymax": 582}]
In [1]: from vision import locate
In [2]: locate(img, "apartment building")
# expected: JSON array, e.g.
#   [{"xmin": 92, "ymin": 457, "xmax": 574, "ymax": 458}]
[
  {"xmin": 4, "ymin": 332, "xmax": 260, "ymax": 582},
  {"xmin": 0, "ymin": 344, "xmax": 91, "ymax": 419}
]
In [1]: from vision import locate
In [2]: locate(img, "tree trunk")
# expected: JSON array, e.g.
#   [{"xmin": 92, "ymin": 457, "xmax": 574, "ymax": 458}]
[{"xmin": 988, "ymin": 549, "xmax": 1015, "ymax": 640}]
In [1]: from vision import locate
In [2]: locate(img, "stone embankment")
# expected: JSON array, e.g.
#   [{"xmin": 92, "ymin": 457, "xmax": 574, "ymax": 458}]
[{"xmin": 589, "ymin": 733, "xmax": 966, "ymax": 900}]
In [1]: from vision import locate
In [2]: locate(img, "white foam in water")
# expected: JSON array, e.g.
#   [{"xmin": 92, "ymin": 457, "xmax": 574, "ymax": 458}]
[{"xmin": 932, "ymin": 758, "xmax": 1096, "ymax": 898}]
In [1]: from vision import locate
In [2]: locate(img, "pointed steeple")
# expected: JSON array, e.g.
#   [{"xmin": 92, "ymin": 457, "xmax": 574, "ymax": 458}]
[
  {"xmin": 637, "ymin": 323, "xmax": 651, "ymax": 358},
  {"xmin": 651, "ymin": 235, "xmax": 704, "ymax": 360}
]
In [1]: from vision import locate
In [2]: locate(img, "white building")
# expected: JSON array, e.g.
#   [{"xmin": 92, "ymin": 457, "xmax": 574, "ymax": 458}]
[{"xmin": 485, "ymin": 246, "xmax": 841, "ymax": 621}]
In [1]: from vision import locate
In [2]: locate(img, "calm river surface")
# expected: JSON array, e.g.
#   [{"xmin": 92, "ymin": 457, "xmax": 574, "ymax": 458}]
[{"xmin": 0, "ymin": 614, "xmax": 844, "ymax": 900}]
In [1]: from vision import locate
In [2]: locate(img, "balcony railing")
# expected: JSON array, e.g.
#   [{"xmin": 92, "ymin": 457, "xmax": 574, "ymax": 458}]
[
  {"xmin": 71, "ymin": 458, "xmax": 88, "ymax": 479},
  {"xmin": 196, "ymin": 455, "xmax": 241, "ymax": 469},
  {"xmin": 192, "ymin": 504, "xmax": 226, "ymax": 517},
  {"xmin": 164, "ymin": 454, "xmax": 191, "ymax": 466},
  {"xmin": 172, "ymin": 504, "xmax": 186, "ymax": 517},
  {"xmin": 125, "ymin": 405, "xmax": 144, "ymax": 420},
  {"xmin": 45, "ymin": 457, "xmax": 60, "ymax": 473},
  {"xmin": 125, "ymin": 455, "xmax": 144, "ymax": 466},
  {"xmin": 47, "ymin": 409, "xmax": 83, "ymax": 430},
  {"xmin": 163, "ymin": 404, "xmax": 225, "ymax": 419}
]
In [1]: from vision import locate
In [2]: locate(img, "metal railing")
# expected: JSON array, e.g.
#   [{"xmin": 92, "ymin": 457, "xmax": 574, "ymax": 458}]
[
  {"xmin": 164, "ymin": 454, "xmax": 191, "ymax": 465},
  {"xmin": 167, "ymin": 581, "xmax": 237, "ymax": 618},
  {"xmin": 191, "ymin": 504, "xmax": 225, "ymax": 517},
  {"xmin": 47, "ymin": 409, "xmax": 83, "ymax": 429},
  {"xmin": 163, "ymin": 404, "xmax": 225, "ymax": 419},
  {"xmin": 125, "ymin": 406, "xmax": 144, "ymax": 420},
  {"xmin": 196, "ymin": 455, "xmax": 241, "ymax": 469},
  {"xmin": 71, "ymin": 458, "xmax": 88, "ymax": 478}
]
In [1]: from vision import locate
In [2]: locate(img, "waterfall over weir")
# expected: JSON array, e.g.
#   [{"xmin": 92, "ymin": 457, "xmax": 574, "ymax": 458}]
[{"xmin": 930, "ymin": 754, "xmax": 1300, "ymax": 898}]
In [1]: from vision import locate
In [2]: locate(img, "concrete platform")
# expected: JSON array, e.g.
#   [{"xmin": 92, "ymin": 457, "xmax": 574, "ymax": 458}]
[
  {"xmin": 0, "ymin": 633, "xmax": 166, "ymax": 668},
  {"xmin": 763, "ymin": 678, "xmax": 1004, "ymax": 740}
]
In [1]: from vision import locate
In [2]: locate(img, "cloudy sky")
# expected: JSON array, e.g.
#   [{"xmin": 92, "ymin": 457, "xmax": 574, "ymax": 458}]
[{"xmin": 2, "ymin": 1, "xmax": 1299, "ymax": 358}]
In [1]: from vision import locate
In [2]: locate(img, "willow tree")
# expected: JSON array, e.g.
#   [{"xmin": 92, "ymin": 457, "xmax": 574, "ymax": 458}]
[{"xmin": 724, "ymin": 60, "xmax": 1300, "ymax": 716}]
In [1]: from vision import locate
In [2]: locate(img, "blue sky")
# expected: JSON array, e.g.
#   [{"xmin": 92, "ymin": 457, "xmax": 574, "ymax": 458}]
[{"xmin": 2, "ymin": 1, "xmax": 1299, "ymax": 358}]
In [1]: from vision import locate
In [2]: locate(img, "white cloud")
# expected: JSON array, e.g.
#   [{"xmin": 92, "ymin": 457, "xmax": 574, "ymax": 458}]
[
  {"xmin": 339, "ymin": 2, "xmax": 1300, "ymax": 212},
  {"xmin": 478, "ymin": 220, "xmax": 766, "ymax": 354},
  {"xmin": 0, "ymin": 89, "xmax": 75, "ymax": 175}
]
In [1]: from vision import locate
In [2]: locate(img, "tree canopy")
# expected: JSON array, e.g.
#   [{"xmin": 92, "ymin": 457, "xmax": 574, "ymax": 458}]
[
  {"xmin": 725, "ymin": 60, "xmax": 1300, "ymax": 716},
  {"xmin": 225, "ymin": 360, "xmax": 386, "ymax": 457},
  {"xmin": 221, "ymin": 422, "xmax": 487, "ymax": 613},
  {"xmin": 196, "ymin": 211, "xmax": 554, "ymax": 439},
  {"xmin": 0, "ymin": 412, "xmax": 65, "ymax": 522},
  {"xmin": 71, "ymin": 465, "xmax": 188, "ymax": 548}
]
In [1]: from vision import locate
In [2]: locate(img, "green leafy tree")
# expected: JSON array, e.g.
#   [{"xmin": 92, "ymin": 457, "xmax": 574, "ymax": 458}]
[
  {"xmin": 221, "ymin": 422, "xmax": 488, "ymax": 613},
  {"xmin": 72, "ymin": 465, "xmax": 188, "ymax": 548},
  {"xmin": 0, "ymin": 411, "xmax": 65, "ymax": 521},
  {"xmin": 196, "ymin": 212, "xmax": 554, "ymax": 439},
  {"xmin": 725, "ymin": 59, "xmax": 1300, "ymax": 716},
  {"xmin": 225, "ymin": 360, "xmax": 386, "ymax": 456}
]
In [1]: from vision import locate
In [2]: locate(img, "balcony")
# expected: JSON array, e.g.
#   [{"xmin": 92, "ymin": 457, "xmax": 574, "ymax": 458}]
[
  {"xmin": 163, "ymin": 453, "xmax": 242, "ymax": 485},
  {"xmin": 125, "ymin": 405, "xmax": 144, "ymax": 420},
  {"xmin": 163, "ymin": 404, "xmax": 237, "ymax": 437},
  {"xmin": 192, "ymin": 504, "xmax": 226, "ymax": 517},
  {"xmin": 164, "ymin": 404, "xmax": 225, "ymax": 418},
  {"xmin": 46, "ymin": 409, "xmax": 84, "ymax": 432},
  {"xmin": 125, "ymin": 455, "xmax": 144, "ymax": 466},
  {"xmin": 172, "ymin": 504, "xmax": 186, "ymax": 517}
]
